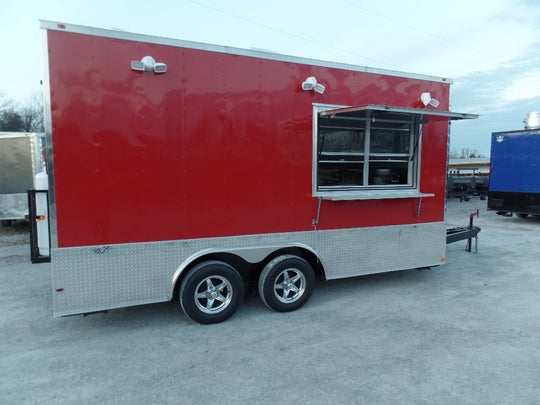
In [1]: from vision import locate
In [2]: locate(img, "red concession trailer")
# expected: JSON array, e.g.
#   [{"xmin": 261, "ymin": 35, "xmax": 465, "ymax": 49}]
[{"xmin": 38, "ymin": 21, "xmax": 477, "ymax": 323}]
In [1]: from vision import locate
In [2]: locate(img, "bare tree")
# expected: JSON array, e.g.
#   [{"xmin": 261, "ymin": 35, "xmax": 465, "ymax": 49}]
[
  {"xmin": 0, "ymin": 111, "xmax": 25, "ymax": 131},
  {"xmin": 19, "ymin": 92, "xmax": 44, "ymax": 132},
  {"xmin": 449, "ymin": 148, "xmax": 485, "ymax": 159},
  {"xmin": 0, "ymin": 89, "xmax": 9, "ymax": 111},
  {"xmin": 0, "ymin": 90, "xmax": 44, "ymax": 132},
  {"xmin": 0, "ymin": 90, "xmax": 23, "ymax": 131}
]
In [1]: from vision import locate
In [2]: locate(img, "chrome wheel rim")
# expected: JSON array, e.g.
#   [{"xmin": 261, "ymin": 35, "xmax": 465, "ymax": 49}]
[
  {"xmin": 273, "ymin": 268, "xmax": 306, "ymax": 304},
  {"xmin": 194, "ymin": 275, "xmax": 233, "ymax": 314}
]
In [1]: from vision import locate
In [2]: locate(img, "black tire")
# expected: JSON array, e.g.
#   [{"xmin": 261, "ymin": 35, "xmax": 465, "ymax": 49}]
[
  {"xmin": 518, "ymin": 214, "xmax": 528, "ymax": 218},
  {"xmin": 180, "ymin": 261, "xmax": 244, "ymax": 324},
  {"xmin": 258, "ymin": 254, "xmax": 315, "ymax": 313}
]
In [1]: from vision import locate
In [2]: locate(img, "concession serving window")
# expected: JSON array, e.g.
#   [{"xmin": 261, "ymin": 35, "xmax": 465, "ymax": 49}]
[{"xmin": 312, "ymin": 104, "xmax": 478, "ymax": 200}]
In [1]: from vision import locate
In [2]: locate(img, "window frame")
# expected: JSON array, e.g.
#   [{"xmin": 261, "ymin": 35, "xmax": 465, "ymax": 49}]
[{"xmin": 312, "ymin": 103, "xmax": 427, "ymax": 200}]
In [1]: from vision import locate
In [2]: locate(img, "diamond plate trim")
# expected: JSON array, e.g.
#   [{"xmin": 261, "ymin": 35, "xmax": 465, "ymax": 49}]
[{"xmin": 51, "ymin": 222, "xmax": 446, "ymax": 316}]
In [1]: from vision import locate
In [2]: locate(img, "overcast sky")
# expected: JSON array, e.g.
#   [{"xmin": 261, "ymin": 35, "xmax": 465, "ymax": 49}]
[{"xmin": 1, "ymin": 0, "xmax": 539, "ymax": 156}]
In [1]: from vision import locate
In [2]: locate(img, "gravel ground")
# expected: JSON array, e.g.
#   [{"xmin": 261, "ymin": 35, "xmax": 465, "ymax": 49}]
[{"xmin": 1, "ymin": 198, "xmax": 539, "ymax": 404}]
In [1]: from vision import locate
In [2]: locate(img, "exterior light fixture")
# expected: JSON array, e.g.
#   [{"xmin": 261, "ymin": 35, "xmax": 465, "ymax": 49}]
[
  {"xmin": 302, "ymin": 76, "xmax": 325, "ymax": 94},
  {"xmin": 421, "ymin": 92, "xmax": 440, "ymax": 108},
  {"xmin": 131, "ymin": 56, "xmax": 167, "ymax": 73}
]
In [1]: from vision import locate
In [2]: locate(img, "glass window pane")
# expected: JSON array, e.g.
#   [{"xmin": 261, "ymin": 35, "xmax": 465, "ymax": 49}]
[
  {"xmin": 369, "ymin": 129, "xmax": 410, "ymax": 154},
  {"xmin": 368, "ymin": 162, "xmax": 409, "ymax": 185},
  {"xmin": 315, "ymin": 107, "xmax": 419, "ymax": 191},
  {"xmin": 318, "ymin": 162, "xmax": 364, "ymax": 187},
  {"xmin": 319, "ymin": 128, "xmax": 364, "ymax": 154}
]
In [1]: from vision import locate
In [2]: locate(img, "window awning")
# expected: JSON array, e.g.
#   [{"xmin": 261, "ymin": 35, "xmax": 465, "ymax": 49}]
[{"xmin": 319, "ymin": 104, "xmax": 479, "ymax": 121}]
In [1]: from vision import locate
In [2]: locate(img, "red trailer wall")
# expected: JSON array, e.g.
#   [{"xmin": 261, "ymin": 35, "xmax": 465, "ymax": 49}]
[{"xmin": 46, "ymin": 29, "xmax": 450, "ymax": 248}]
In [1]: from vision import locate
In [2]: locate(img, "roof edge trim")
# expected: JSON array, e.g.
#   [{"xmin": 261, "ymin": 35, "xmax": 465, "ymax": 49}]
[{"xmin": 40, "ymin": 20, "xmax": 453, "ymax": 84}]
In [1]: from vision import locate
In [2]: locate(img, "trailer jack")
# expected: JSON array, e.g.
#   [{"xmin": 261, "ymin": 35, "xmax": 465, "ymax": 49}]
[{"xmin": 446, "ymin": 209, "xmax": 481, "ymax": 252}]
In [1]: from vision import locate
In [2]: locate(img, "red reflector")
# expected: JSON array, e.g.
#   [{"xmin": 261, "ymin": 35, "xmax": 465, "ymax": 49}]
[
  {"xmin": 57, "ymin": 24, "xmax": 66, "ymax": 29},
  {"xmin": 56, "ymin": 288, "xmax": 64, "ymax": 292}
]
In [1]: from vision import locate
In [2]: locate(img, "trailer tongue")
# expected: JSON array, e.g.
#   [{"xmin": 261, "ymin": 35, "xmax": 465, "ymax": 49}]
[{"xmin": 446, "ymin": 210, "xmax": 481, "ymax": 252}]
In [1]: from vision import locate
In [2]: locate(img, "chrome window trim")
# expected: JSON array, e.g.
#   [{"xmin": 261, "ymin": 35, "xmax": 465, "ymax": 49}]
[{"xmin": 312, "ymin": 104, "xmax": 423, "ymax": 199}]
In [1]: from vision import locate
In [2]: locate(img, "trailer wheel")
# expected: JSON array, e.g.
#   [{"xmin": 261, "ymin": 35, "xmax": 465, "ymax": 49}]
[
  {"xmin": 258, "ymin": 255, "xmax": 315, "ymax": 312},
  {"xmin": 180, "ymin": 261, "xmax": 244, "ymax": 324}
]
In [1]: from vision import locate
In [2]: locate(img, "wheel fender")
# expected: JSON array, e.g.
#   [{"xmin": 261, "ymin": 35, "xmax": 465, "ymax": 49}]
[{"xmin": 170, "ymin": 243, "xmax": 323, "ymax": 297}]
